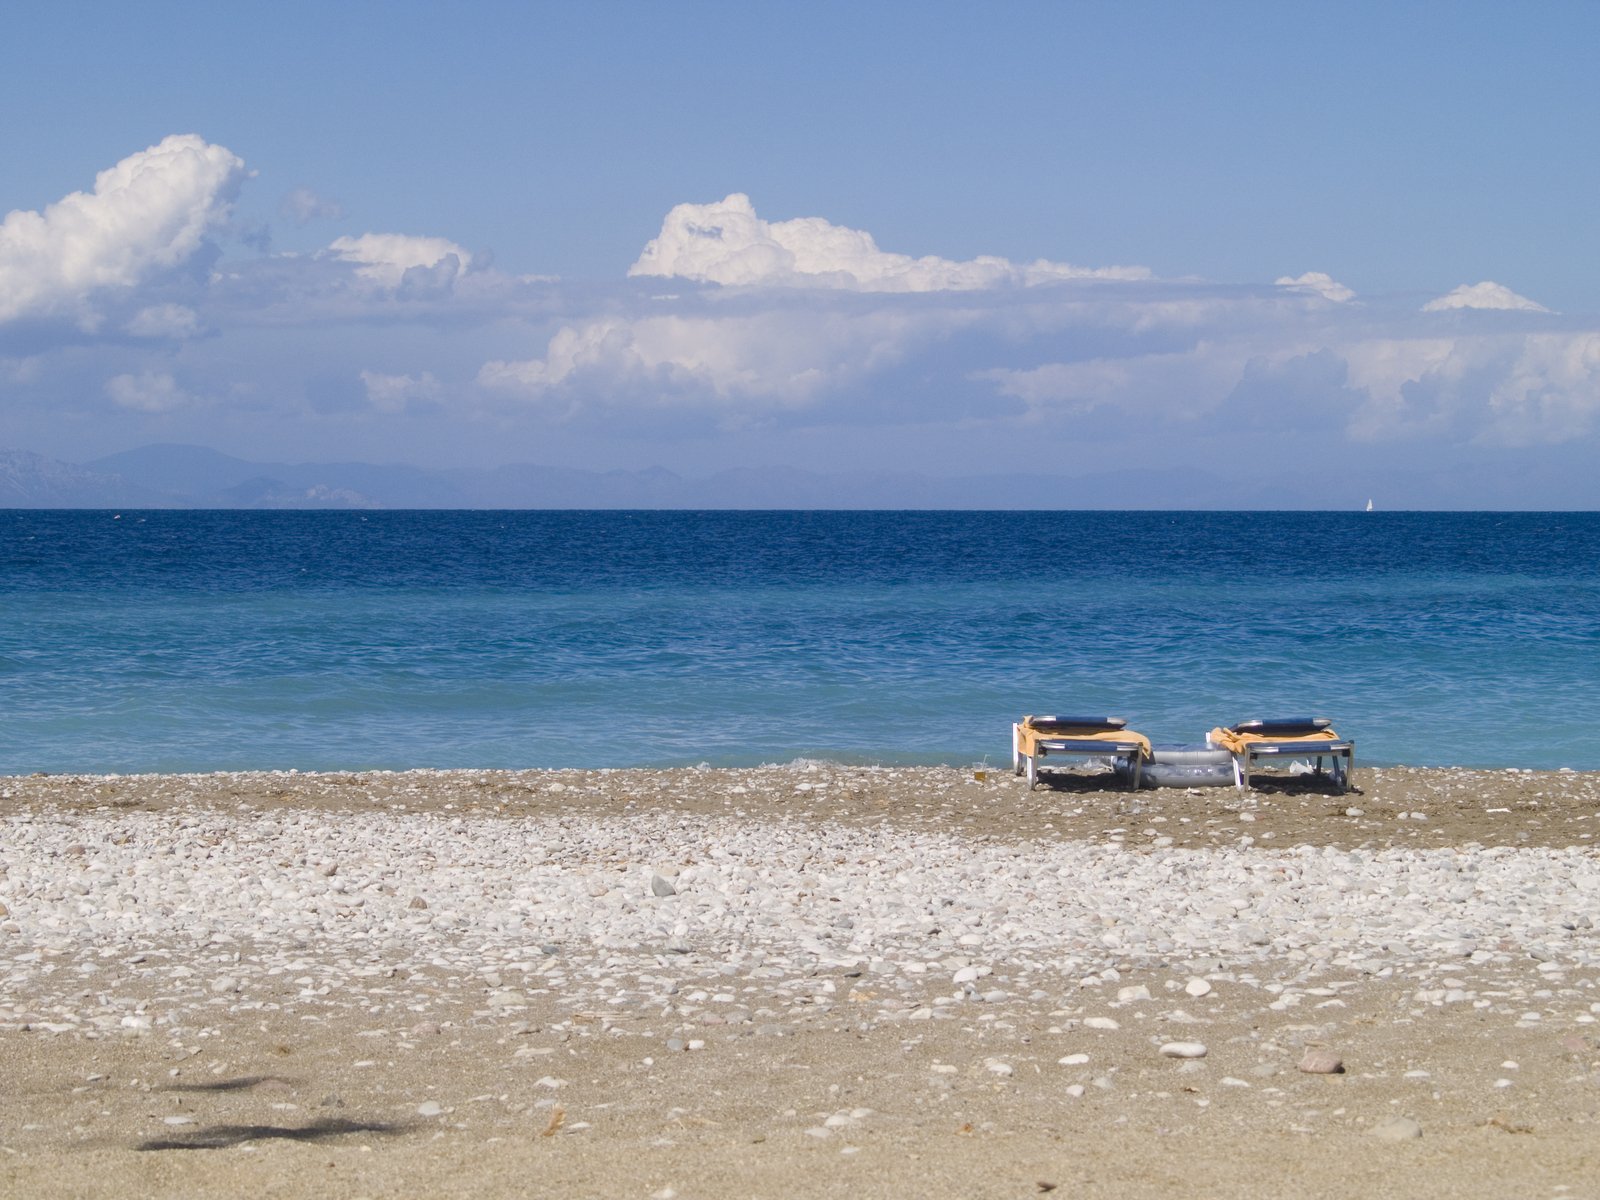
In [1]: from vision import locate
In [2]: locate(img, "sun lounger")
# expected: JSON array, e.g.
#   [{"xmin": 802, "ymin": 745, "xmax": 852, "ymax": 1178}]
[
  {"xmin": 1206, "ymin": 718, "xmax": 1354, "ymax": 792},
  {"xmin": 1012, "ymin": 715, "xmax": 1151, "ymax": 790}
]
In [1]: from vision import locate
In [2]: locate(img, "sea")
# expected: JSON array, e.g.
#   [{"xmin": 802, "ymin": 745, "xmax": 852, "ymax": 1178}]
[{"xmin": 2, "ymin": 510, "xmax": 1598, "ymax": 775}]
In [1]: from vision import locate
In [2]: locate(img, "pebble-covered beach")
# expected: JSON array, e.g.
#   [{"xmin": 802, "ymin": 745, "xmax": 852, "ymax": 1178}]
[{"xmin": 4, "ymin": 764, "xmax": 1600, "ymax": 1198}]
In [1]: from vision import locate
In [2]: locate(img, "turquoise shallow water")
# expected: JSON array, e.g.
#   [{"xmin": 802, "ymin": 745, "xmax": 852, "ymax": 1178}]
[{"xmin": 2, "ymin": 510, "xmax": 1598, "ymax": 773}]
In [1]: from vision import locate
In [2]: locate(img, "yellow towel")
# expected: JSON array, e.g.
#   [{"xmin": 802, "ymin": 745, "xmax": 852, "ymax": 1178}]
[
  {"xmin": 1017, "ymin": 722, "xmax": 1151, "ymax": 759},
  {"xmin": 1207, "ymin": 727, "xmax": 1341, "ymax": 755}
]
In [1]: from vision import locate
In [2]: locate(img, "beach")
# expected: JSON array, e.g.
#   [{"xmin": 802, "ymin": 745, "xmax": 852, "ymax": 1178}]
[{"xmin": 4, "ymin": 763, "xmax": 1600, "ymax": 1198}]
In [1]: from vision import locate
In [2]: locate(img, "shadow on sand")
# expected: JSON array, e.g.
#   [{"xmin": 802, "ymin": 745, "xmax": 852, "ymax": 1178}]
[
  {"xmin": 137, "ymin": 1116, "xmax": 411, "ymax": 1152},
  {"xmin": 154, "ymin": 1074, "xmax": 298, "ymax": 1095}
]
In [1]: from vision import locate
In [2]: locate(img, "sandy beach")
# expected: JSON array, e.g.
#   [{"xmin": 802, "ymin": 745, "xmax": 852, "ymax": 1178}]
[{"xmin": 4, "ymin": 763, "xmax": 1600, "ymax": 1198}]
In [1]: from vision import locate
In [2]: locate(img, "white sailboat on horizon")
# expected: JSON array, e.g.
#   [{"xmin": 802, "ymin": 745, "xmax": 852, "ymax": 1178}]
[{"xmin": 1365, "ymin": 498, "xmax": 1374, "ymax": 512}]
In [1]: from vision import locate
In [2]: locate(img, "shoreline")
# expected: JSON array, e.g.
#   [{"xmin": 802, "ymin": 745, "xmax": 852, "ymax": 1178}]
[
  {"xmin": 4, "ymin": 764, "xmax": 1599, "ymax": 1197},
  {"xmin": 4, "ymin": 762, "xmax": 1597, "ymax": 852},
  {"xmin": 8, "ymin": 754, "xmax": 1597, "ymax": 776}
]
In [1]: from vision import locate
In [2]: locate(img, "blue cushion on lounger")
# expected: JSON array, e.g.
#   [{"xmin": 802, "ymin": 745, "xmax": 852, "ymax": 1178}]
[
  {"xmin": 1231, "ymin": 717, "xmax": 1332, "ymax": 736},
  {"xmin": 1027, "ymin": 715, "xmax": 1128, "ymax": 733}
]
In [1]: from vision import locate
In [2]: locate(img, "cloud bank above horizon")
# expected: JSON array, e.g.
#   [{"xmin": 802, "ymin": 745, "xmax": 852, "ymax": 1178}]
[
  {"xmin": 627, "ymin": 192, "xmax": 1151, "ymax": 291},
  {"xmin": 4, "ymin": 135, "xmax": 1599, "ymax": 484}
]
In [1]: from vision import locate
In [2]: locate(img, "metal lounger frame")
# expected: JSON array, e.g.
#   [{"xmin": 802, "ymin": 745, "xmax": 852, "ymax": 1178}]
[
  {"xmin": 1231, "ymin": 740, "xmax": 1355, "ymax": 792},
  {"xmin": 1012, "ymin": 725, "xmax": 1144, "ymax": 790}
]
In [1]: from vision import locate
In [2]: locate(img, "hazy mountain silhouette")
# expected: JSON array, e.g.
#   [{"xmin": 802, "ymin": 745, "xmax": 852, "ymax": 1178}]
[
  {"xmin": 0, "ymin": 441, "xmax": 1590, "ymax": 509},
  {"xmin": 0, "ymin": 443, "xmax": 1251, "ymax": 509}
]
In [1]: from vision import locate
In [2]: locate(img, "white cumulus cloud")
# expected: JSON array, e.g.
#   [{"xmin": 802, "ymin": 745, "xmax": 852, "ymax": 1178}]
[
  {"xmin": 628, "ymin": 193, "xmax": 1148, "ymax": 292},
  {"xmin": 327, "ymin": 233, "xmax": 472, "ymax": 289},
  {"xmin": 1422, "ymin": 281, "xmax": 1549, "ymax": 313},
  {"xmin": 360, "ymin": 369, "xmax": 444, "ymax": 414},
  {"xmin": 980, "ymin": 345, "xmax": 1244, "ymax": 422},
  {"xmin": 1479, "ymin": 332, "xmax": 1600, "ymax": 444},
  {"xmin": 1274, "ymin": 271, "xmax": 1355, "ymax": 303},
  {"xmin": 105, "ymin": 370, "xmax": 190, "ymax": 412},
  {"xmin": 1345, "ymin": 330, "xmax": 1600, "ymax": 445},
  {"xmin": 479, "ymin": 305, "xmax": 945, "ymax": 418},
  {"xmin": 125, "ymin": 303, "xmax": 201, "ymax": 338},
  {"xmin": 0, "ymin": 134, "xmax": 245, "ymax": 324}
]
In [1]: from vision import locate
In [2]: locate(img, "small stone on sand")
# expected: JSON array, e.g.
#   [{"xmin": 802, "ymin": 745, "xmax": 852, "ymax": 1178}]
[{"xmin": 1298, "ymin": 1048, "xmax": 1345, "ymax": 1074}]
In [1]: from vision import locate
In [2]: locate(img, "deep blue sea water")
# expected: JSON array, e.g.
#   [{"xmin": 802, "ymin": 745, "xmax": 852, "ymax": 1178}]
[{"xmin": 2, "ymin": 510, "xmax": 1598, "ymax": 774}]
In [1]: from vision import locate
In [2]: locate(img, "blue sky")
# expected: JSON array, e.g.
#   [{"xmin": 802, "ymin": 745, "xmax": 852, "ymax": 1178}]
[{"xmin": 4, "ymin": 1, "xmax": 1599, "ymax": 504}]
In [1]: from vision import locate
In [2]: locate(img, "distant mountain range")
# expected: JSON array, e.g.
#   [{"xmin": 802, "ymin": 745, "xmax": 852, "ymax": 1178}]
[
  {"xmin": 0, "ymin": 442, "xmax": 1247, "ymax": 509},
  {"xmin": 0, "ymin": 450, "xmax": 153, "ymax": 507},
  {"xmin": 0, "ymin": 442, "xmax": 1591, "ymax": 509}
]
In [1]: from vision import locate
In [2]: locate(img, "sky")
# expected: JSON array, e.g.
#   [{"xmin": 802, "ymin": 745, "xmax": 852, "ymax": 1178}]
[{"xmin": 3, "ymin": 0, "xmax": 1599, "ymax": 505}]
